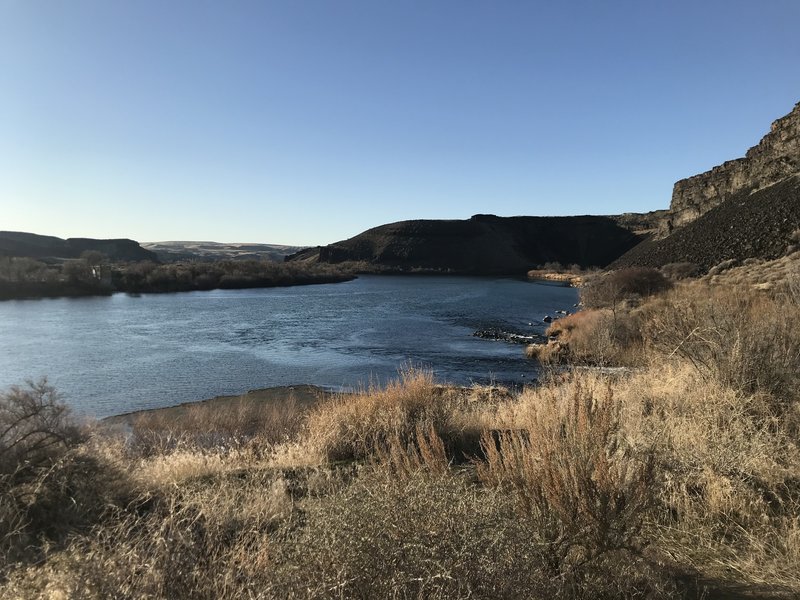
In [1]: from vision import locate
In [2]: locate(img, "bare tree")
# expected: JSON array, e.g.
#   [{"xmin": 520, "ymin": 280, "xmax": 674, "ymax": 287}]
[{"xmin": 0, "ymin": 379, "xmax": 82, "ymax": 480}]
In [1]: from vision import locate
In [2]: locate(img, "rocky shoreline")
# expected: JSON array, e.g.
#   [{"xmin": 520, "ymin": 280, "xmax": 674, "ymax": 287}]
[{"xmin": 472, "ymin": 328, "xmax": 547, "ymax": 344}]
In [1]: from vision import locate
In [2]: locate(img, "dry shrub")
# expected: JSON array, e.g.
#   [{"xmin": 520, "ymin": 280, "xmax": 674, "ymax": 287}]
[
  {"xmin": 2, "ymin": 469, "xmax": 295, "ymax": 599},
  {"xmin": 615, "ymin": 365, "xmax": 797, "ymax": 514},
  {"xmin": 611, "ymin": 364, "xmax": 800, "ymax": 589},
  {"xmin": 264, "ymin": 472, "xmax": 537, "ymax": 599},
  {"xmin": 0, "ymin": 379, "xmax": 82, "ymax": 479},
  {"xmin": 642, "ymin": 281, "xmax": 800, "ymax": 407},
  {"xmin": 707, "ymin": 258, "xmax": 738, "ymax": 277},
  {"xmin": 538, "ymin": 309, "xmax": 644, "ymax": 366},
  {"xmin": 790, "ymin": 268, "xmax": 800, "ymax": 305},
  {"xmin": 582, "ymin": 267, "xmax": 672, "ymax": 309},
  {"xmin": 632, "ymin": 365, "xmax": 800, "ymax": 593},
  {"xmin": 477, "ymin": 377, "xmax": 656, "ymax": 576},
  {"xmin": 525, "ymin": 340, "xmax": 563, "ymax": 363},
  {"xmin": 306, "ymin": 368, "xmax": 464, "ymax": 463},
  {"xmin": 483, "ymin": 361, "xmax": 800, "ymax": 592},
  {"xmin": 264, "ymin": 470, "xmax": 675, "ymax": 600},
  {"xmin": 0, "ymin": 381, "xmax": 130, "ymax": 574},
  {"xmin": 661, "ymin": 262, "xmax": 701, "ymax": 280},
  {"xmin": 369, "ymin": 422, "xmax": 449, "ymax": 478},
  {"xmin": 4, "ymin": 467, "xmax": 676, "ymax": 599}
]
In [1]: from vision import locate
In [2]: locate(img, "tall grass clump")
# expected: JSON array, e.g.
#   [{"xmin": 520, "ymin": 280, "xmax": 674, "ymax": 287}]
[
  {"xmin": 538, "ymin": 308, "xmax": 645, "ymax": 366},
  {"xmin": 642, "ymin": 281, "xmax": 800, "ymax": 407},
  {"xmin": 126, "ymin": 394, "xmax": 306, "ymax": 458},
  {"xmin": 477, "ymin": 378, "xmax": 656, "ymax": 582},
  {"xmin": 306, "ymin": 368, "xmax": 468, "ymax": 463},
  {"xmin": 611, "ymin": 364, "xmax": 800, "ymax": 590}
]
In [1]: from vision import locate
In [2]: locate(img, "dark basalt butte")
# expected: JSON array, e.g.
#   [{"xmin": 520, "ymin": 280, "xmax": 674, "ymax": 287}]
[
  {"xmin": 287, "ymin": 214, "xmax": 642, "ymax": 274},
  {"xmin": 0, "ymin": 231, "xmax": 158, "ymax": 262}
]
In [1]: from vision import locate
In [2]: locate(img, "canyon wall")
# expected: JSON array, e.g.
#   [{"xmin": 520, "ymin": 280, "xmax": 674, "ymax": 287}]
[{"xmin": 667, "ymin": 102, "xmax": 800, "ymax": 231}]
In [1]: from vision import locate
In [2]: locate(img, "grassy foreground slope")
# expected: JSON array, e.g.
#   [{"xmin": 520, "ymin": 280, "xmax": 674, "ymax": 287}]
[{"xmin": 1, "ymin": 257, "xmax": 799, "ymax": 599}]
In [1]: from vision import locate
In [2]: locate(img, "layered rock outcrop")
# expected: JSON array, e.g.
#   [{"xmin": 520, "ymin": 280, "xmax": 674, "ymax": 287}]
[{"xmin": 667, "ymin": 102, "xmax": 800, "ymax": 230}]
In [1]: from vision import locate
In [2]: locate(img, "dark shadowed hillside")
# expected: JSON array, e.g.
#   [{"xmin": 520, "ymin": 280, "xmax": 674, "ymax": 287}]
[
  {"xmin": 0, "ymin": 231, "xmax": 157, "ymax": 262},
  {"xmin": 287, "ymin": 214, "xmax": 642, "ymax": 274}
]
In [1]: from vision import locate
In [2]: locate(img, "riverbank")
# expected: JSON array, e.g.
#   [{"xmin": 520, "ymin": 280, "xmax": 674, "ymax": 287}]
[
  {"xmin": 0, "ymin": 273, "xmax": 357, "ymax": 301},
  {"xmin": 103, "ymin": 384, "xmax": 333, "ymax": 428},
  {"xmin": 526, "ymin": 268, "xmax": 584, "ymax": 287}
]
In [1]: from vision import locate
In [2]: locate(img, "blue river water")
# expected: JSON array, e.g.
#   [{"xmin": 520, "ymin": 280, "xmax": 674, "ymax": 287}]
[{"xmin": 0, "ymin": 275, "xmax": 578, "ymax": 417}]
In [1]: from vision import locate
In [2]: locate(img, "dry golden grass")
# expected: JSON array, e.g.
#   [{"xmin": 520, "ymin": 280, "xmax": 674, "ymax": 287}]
[
  {"xmin": 127, "ymin": 393, "xmax": 307, "ymax": 457},
  {"xmin": 703, "ymin": 250, "xmax": 800, "ymax": 292},
  {"xmin": 2, "ymin": 478, "xmax": 284, "ymax": 599},
  {"xmin": 369, "ymin": 422, "xmax": 450, "ymax": 478},
  {"xmin": 641, "ymin": 280, "xmax": 800, "ymax": 404},
  {"xmin": 306, "ymin": 368, "xmax": 481, "ymax": 464},
  {"xmin": 528, "ymin": 308, "xmax": 645, "ymax": 366}
]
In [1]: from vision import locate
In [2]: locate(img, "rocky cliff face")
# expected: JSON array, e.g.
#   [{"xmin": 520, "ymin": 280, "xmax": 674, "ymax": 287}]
[
  {"xmin": 667, "ymin": 102, "xmax": 800, "ymax": 230},
  {"xmin": 611, "ymin": 174, "xmax": 800, "ymax": 272}
]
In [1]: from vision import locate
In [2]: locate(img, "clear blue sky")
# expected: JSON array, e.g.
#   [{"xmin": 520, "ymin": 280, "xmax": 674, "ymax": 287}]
[{"xmin": 1, "ymin": 1, "xmax": 798, "ymax": 246}]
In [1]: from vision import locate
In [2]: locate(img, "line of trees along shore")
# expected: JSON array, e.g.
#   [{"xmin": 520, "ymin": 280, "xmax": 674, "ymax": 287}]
[{"xmin": 0, "ymin": 255, "xmax": 355, "ymax": 299}]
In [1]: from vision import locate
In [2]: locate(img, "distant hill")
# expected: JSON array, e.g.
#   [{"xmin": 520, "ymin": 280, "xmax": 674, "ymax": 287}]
[
  {"xmin": 142, "ymin": 241, "xmax": 306, "ymax": 263},
  {"xmin": 287, "ymin": 214, "xmax": 643, "ymax": 274},
  {"xmin": 613, "ymin": 102, "xmax": 800, "ymax": 272},
  {"xmin": 0, "ymin": 231, "xmax": 157, "ymax": 262}
]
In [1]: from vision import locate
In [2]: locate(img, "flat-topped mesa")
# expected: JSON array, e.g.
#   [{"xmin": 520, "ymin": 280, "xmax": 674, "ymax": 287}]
[
  {"xmin": 286, "ymin": 215, "xmax": 644, "ymax": 274},
  {"xmin": 0, "ymin": 231, "xmax": 158, "ymax": 262},
  {"xmin": 667, "ymin": 102, "xmax": 800, "ymax": 232}
]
